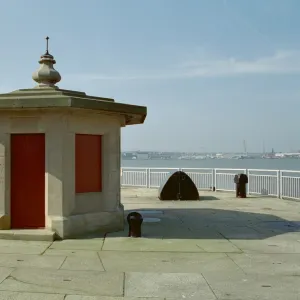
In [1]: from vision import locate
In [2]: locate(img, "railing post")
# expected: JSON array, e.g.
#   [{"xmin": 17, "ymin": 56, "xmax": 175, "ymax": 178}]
[
  {"xmin": 214, "ymin": 168, "xmax": 217, "ymax": 191},
  {"xmin": 278, "ymin": 170, "xmax": 282, "ymax": 199},
  {"xmin": 246, "ymin": 169, "xmax": 249, "ymax": 196},
  {"xmin": 147, "ymin": 168, "xmax": 151, "ymax": 188},
  {"xmin": 120, "ymin": 167, "xmax": 123, "ymax": 187}
]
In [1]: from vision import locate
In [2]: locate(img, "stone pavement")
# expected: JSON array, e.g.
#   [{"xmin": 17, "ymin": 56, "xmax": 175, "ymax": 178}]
[{"xmin": 1, "ymin": 188, "xmax": 300, "ymax": 299}]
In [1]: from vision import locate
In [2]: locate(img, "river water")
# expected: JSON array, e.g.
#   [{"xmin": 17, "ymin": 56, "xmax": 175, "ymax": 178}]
[{"xmin": 122, "ymin": 158, "xmax": 300, "ymax": 171}]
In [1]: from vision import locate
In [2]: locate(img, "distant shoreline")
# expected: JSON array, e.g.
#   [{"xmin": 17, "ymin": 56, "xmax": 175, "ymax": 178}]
[{"xmin": 121, "ymin": 158, "xmax": 300, "ymax": 171}]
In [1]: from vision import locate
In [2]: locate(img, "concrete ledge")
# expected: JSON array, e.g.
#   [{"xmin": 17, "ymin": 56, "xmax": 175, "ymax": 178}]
[
  {"xmin": 0, "ymin": 229, "xmax": 56, "ymax": 241},
  {"xmin": 50, "ymin": 204, "xmax": 125, "ymax": 239}
]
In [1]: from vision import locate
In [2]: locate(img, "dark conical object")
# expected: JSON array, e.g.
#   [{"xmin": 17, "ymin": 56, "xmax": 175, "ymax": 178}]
[{"xmin": 158, "ymin": 171, "xmax": 200, "ymax": 201}]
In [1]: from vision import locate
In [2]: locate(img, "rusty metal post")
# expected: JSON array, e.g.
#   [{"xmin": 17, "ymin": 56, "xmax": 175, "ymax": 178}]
[
  {"xmin": 127, "ymin": 212, "xmax": 143, "ymax": 238},
  {"xmin": 240, "ymin": 174, "xmax": 248, "ymax": 198},
  {"xmin": 234, "ymin": 174, "xmax": 248, "ymax": 198},
  {"xmin": 236, "ymin": 183, "xmax": 240, "ymax": 197},
  {"xmin": 234, "ymin": 174, "xmax": 240, "ymax": 198},
  {"xmin": 239, "ymin": 183, "xmax": 246, "ymax": 198}
]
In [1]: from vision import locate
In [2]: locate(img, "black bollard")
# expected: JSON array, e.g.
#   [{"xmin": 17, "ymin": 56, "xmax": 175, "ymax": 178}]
[{"xmin": 127, "ymin": 212, "xmax": 143, "ymax": 238}]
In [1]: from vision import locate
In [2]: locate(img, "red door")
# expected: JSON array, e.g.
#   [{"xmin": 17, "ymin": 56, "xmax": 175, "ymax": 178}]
[{"xmin": 11, "ymin": 134, "xmax": 45, "ymax": 229}]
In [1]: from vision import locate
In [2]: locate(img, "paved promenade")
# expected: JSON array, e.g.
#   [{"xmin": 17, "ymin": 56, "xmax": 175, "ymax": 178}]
[{"xmin": 1, "ymin": 188, "xmax": 300, "ymax": 299}]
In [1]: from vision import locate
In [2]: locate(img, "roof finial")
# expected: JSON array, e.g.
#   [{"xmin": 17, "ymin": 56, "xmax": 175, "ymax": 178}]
[
  {"xmin": 32, "ymin": 36, "xmax": 61, "ymax": 88},
  {"xmin": 45, "ymin": 36, "xmax": 49, "ymax": 54}
]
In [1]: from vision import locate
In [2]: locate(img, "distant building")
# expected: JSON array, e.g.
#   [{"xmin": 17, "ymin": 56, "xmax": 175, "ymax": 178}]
[
  {"xmin": 149, "ymin": 152, "xmax": 172, "ymax": 160},
  {"xmin": 136, "ymin": 151, "xmax": 149, "ymax": 160},
  {"xmin": 122, "ymin": 152, "xmax": 136, "ymax": 160}
]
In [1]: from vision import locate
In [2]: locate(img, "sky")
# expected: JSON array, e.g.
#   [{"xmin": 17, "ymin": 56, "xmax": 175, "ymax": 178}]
[{"xmin": 0, "ymin": 0, "xmax": 300, "ymax": 153}]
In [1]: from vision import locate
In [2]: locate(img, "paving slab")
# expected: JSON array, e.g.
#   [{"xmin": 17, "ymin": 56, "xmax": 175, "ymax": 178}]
[
  {"xmin": 0, "ymin": 268, "xmax": 124, "ymax": 296},
  {"xmin": 230, "ymin": 238, "xmax": 300, "ymax": 253},
  {"xmin": 0, "ymin": 240, "xmax": 51, "ymax": 255},
  {"xmin": 51, "ymin": 238, "xmax": 104, "ymax": 251},
  {"xmin": 0, "ymin": 291, "xmax": 64, "ymax": 300},
  {"xmin": 0, "ymin": 253, "xmax": 65, "ymax": 269},
  {"xmin": 65, "ymin": 296, "xmax": 164, "ymax": 300},
  {"xmin": 106, "ymin": 224, "xmax": 164, "ymax": 239},
  {"xmin": 196, "ymin": 239, "xmax": 242, "ymax": 253},
  {"xmin": 185, "ymin": 228, "xmax": 226, "ymax": 239},
  {"xmin": 124, "ymin": 272, "xmax": 216, "ymax": 299},
  {"xmin": 228, "ymin": 253, "xmax": 300, "ymax": 275},
  {"xmin": 217, "ymin": 226, "xmax": 265, "ymax": 239},
  {"xmin": 264, "ymin": 229, "xmax": 300, "ymax": 238},
  {"xmin": 249, "ymin": 227, "xmax": 300, "ymax": 240},
  {"xmin": 0, "ymin": 267, "xmax": 14, "ymax": 283},
  {"xmin": 266, "ymin": 231, "xmax": 300, "ymax": 241},
  {"xmin": 203, "ymin": 270, "xmax": 300, "ymax": 300},
  {"xmin": 60, "ymin": 256, "xmax": 105, "ymax": 271},
  {"xmin": 99, "ymin": 251, "xmax": 240, "ymax": 273},
  {"xmin": 0, "ymin": 229, "xmax": 56, "ymax": 242},
  {"xmin": 43, "ymin": 248, "xmax": 99, "ymax": 258},
  {"xmin": 102, "ymin": 237, "xmax": 204, "ymax": 252}
]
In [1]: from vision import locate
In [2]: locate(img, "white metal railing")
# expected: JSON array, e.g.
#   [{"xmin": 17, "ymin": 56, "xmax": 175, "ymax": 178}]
[
  {"xmin": 120, "ymin": 167, "xmax": 300, "ymax": 200},
  {"xmin": 121, "ymin": 168, "xmax": 147, "ymax": 187},
  {"xmin": 280, "ymin": 170, "xmax": 300, "ymax": 200},
  {"xmin": 181, "ymin": 168, "xmax": 213, "ymax": 190},
  {"xmin": 247, "ymin": 169, "xmax": 280, "ymax": 197},
  {"xmin": 215, "ymin": 168, "xmax": 246, "ymax": 192}
]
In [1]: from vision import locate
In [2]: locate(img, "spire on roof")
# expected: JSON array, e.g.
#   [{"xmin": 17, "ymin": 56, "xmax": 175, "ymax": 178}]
[
  {"xmin": 32, "ymin": 36, "xmax": 61, "ymax": 88},
  {"xmin": 45, "ymin": 36, "xmax": 50, "ymax": 54}
]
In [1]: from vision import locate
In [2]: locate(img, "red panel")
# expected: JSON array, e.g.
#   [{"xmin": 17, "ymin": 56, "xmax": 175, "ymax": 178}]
[
  {"xmin": 75, "ymin": 134, "xmax": 102, "ymax": 193},
  {"xmin": 11, "ymin": 134, "xmax": 45, "ymax": 229}
]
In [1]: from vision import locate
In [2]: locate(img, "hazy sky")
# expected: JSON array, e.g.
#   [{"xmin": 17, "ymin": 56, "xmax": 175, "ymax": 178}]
[{"xmin": 0, "ymin": 0, "xmax": 300, "ymax": 153}]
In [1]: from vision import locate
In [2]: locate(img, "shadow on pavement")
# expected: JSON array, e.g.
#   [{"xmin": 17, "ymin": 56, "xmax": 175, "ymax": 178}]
[
  {"xmin": 199, "ymin": 196, "xmax": 220, "ymax": 201},
  {"xmin": 104, "ymin": 208, "xmax": 300, "ymax": 240}
]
